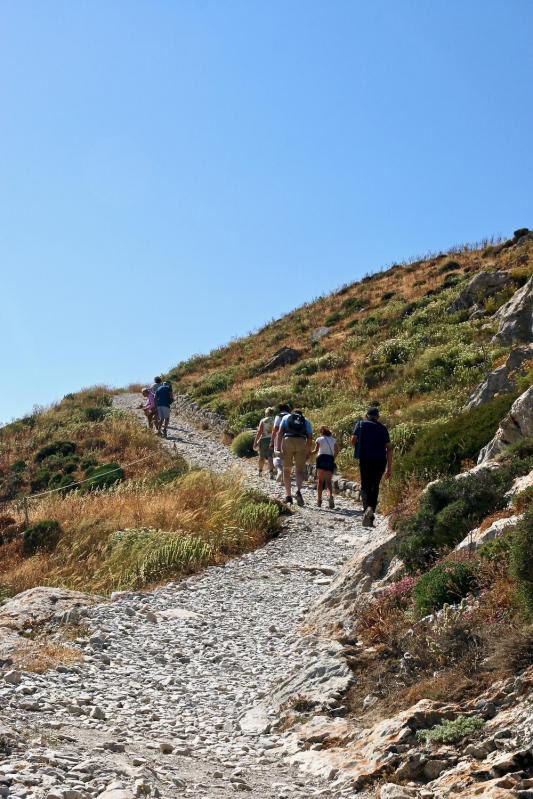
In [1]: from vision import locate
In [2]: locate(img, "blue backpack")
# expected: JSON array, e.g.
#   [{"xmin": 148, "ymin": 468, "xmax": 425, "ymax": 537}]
[{"xmin": 285, "ymin": 412, "xmax": 307, "ymax": 437}]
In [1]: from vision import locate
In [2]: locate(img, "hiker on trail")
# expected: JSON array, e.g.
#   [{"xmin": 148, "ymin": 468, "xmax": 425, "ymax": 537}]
[
  {"xmin": 270, "ymin": 403, "xmax": 291, "ymax": 482},
  {"xmin": 155, "ymin": 380, "xmax": 174, "ymax": 438},
  {"xmin": 279, "ymin": 408, "xmax": 312, "ymax": 506},
  {"xmin": 254, "ymin": 407, "xmax": 275, "ymax": 478},
  {"xmin": 312, "ymin": 426, "xmax": 339, "ymax": 509},
  {"xmin": 151, "ymin": 376, "xmax": 162, "ymax": 394},
  {"xmin": 140, "ymin": 387, "xmax": 157, "ymax": 430},
  {"xmin": 351, "ymin": 406, "xmax": 392, "ymax": 527}
]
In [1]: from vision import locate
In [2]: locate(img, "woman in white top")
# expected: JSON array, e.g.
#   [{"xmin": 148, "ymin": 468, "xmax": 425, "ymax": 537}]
[
  {"xmin": 312, "ymin": 426, "xmax": 339, "ymax": 508},
  {"xmin": 254, "ymin": 407, "xmax": 275, "ymax": 478}
]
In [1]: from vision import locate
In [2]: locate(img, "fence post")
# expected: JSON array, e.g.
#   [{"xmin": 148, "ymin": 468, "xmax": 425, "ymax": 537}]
[{"xmin": 23, "ymin": 496, "xmax": 30, "ymax": 528}]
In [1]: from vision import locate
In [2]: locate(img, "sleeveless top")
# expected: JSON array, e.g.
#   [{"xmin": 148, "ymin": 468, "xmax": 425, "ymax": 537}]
[{"xmin": 260, "ymin": 416, "xmax": 274, "ymax": 436}]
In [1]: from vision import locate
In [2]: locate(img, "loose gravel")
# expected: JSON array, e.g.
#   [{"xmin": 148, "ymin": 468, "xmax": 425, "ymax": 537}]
[{"xmin": 0, "ymin": 397, "xmax": 372, "ymax": 799}]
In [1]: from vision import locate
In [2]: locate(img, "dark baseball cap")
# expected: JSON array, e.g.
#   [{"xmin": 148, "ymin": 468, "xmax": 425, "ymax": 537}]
[{"xmin": 366, "ymin": 406, "xmax": 380, "ymax": 418}]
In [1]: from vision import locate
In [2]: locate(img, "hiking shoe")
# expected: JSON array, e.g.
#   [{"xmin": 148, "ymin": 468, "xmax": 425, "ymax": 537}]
[
  {"xmin": 317, "ymin": 499, "xmax": 322, "ymax": 508},
  {"xmin": 285, "ymin": 496, "xmax": 293, "ymax": 505},
  {"xmin": 328, "ymin": 496, "xmax": 335, "ymax": 509},
  {"xmin": 296, "ymin": 491, "xmax": 304, "ymax": 507},
  {"xmin": 362, "ymin": 507, "xmax": 374, "ymax": 527},
  {"xmin": 269, "ymin": 469, "xmax": 275, "ymax": 480}
]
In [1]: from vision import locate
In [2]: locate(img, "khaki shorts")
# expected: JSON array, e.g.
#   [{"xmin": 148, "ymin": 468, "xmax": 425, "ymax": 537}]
[{"xmin": 281, "ymin": 436, "xmax": 307, "ymax": 470}]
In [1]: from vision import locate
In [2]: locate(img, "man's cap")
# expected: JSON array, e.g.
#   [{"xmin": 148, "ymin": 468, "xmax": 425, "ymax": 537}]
[{"xmin": 367, "ymin": 406, "xmax": 380, "ymax": 418}]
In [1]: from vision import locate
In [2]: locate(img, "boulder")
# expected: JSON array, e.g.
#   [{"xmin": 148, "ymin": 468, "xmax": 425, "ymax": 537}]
[
  {"xmin": 305, "ymin": 519, "xmax": 396, "ymax": 635},
  {"xmin": 0, "ymin": 587, "xmax": 102, "ymax": 631},
  {"xmin": 492, "ymin": 275, "xmax": 533, "ymax": 345},
  {"xmin": 456, "ymin": 515, "xmax": 522, "ymax": 551},
  {"xmin": 258, "ymin": 347, "xmax": 300, "ymax": 373},
  {"xmin": 465, "ymin": 345, "xmax": 533, "ymax": 410},
  {"xmin": 310, "ymin": 327, "xmax": 332, "ymax": 343},
  {"xmin": 478, "ymin": 386, "xmax": 533, "ymax": 463},
  {"xmin": 451, "ymin": 272, "xmax": 511, "ymax": 311}
]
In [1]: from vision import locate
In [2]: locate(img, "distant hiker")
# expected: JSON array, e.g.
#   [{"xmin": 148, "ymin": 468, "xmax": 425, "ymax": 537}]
[
  {"xmin": 151, "ymin": 376, "xmax": 163, "ymax": 394},
  {"xmin": 140, "ymin": 387, "xmax": 157, "ymax": 430},
  {"xmin": 254, "ymin": 407, "xmax": 275, "ymax": 478},
  {"xmin": 312, "ymin": 426, "xmax": 338, "ymax": 509},
  {"xmin": 270, "ymin": 402, "xmax": 291, "ymax": 482},
  {"xmin": 279, "ymin": 408, "xmax": 312, "ymax": 506},
  {"xmin": 155, "ymin": 380, "xmax": 174, "ymax": 438},
  {"xmin": 351, "ymin": 406, "xmax": 392, "ymax": 527}
]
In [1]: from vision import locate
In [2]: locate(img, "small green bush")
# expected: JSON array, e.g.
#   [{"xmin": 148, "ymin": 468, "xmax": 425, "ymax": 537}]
[
  {"xmin": 398, "ymin": 394, "xmax": 517, "ymax": 480},
  {"xmin": 35, "ymin": 440, "xmax": 76, "ymax": 463},
  {"xmin": 23, "ymin": 520, "xmax": 62, "ymax": 556},
  {"xmin": 341, "ymin": 297, "xmax": 366, "ymax": 313},
  {"xmin": 231, "ymin": 431, "xmax": 257, "ymax": 458},
  {"xmin": 10, "ymin": 461, "xmax": 26, "ymax": 473},
  {"xmin": 509, "ymin": 508, "xmax": 533, "ymax": 618},
  {"xmin": 363, "ymin": 363, "xmax": 392, "ymax": 388},
  {"xmin": 416, "ymin": 715, "xmax": 484, "ymax": 744},
  {"xmin": 381, "ymin": 290, "xmax": 396, "ymax": 301},
  {"xmin": 227, "ymin": 410, "xmax": 263, "ymax": 436},
  {"xmin": 438, "ymin": 260, "xmax": 462, "ymax": 274},
  {"xmin": 83, "ymin": 462, "xmax": 125, "ymax": 491},
  {"xmin": 84, "ymin": 407, "xmax": 108, "ymax": 422},
  {"xmin": 414, "ymin": 561, "xmax": 477, "ymax": 616},
  {"xmin": 236, "ymin": 501, "xmax": 280, "ymax": 535},
  {"xmin": 30, "ymin": 468, "xmax": 52, "ymax": 492},
  {"xmin": 324, "ymin": 311, "xmax": 342, "ymax": 326},
  {"xmin": 397, "ymin": 468, "xmax": 515, "ymax": 572},
  {"xmin": 194, "ymin": 369, "xmax": 235, "ymax": 397}
]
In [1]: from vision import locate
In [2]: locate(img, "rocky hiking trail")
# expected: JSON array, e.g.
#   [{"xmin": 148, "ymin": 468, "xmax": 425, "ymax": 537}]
[{"xmin": 1, "ymin": 395, "xmax": 374, "ymax": 799}]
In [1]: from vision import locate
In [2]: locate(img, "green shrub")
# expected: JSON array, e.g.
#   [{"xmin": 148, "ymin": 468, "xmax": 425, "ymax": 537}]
[
  {"xmin": 10, "ymin": 461, "xmax": 26, "ymax": 473},
  {"xmin": 341, "ymin": 296, "xmax": 366, "ymax": 313},
  {"xmin": 236, "ymin": 501, "xmax": 280, "ymax": 535},
  {"xmin": 509, "ymin": 508, "xmax": 533, "ymax": 618},
  {"xmin": 414, "ymin": 561, "xmax": 477, "ymax": 616},
  {"xmin": 398, "ymin": 394, "xmax": 517, "ymax": 480},
  {"xmin": 231, "ymin": 431, "xmax": 256, "ymax": 458},
  {"xmin": 438, "ymin": 260, "xmax": 462, "ymax": 274},
  {"xmin": 35, "ymin": 441, "xmax": 76, "ymax": 463},
  {"xmin": 194, "ymin": 370, "xmax": 235, "ymax": 397},
  {"xmin": 381, "ymin": 290, "xmax": 396, "ymax": 301},
  {"xmin": 30, "ymin": 468, "xmax": 52, "ymax": 492},
  {"xmin": 83, "ymin": 462, "xmax": 125, "ymax": 491},
  {"xmin": 23, "ymin": 520, "xmax": 62, "ymax": 556},
  {"xmin": 227, "ymin": 410, "xmax": 263, "ymax": 436},
  {"xmin": 416, "ymin": 715, "xmax": 484, "ymax": 744},
  {"xmin": 324, "ymin": 311, "xmax": 342, "ymax": 326},
  {"xmin": 84, "ymin": 407, "xmax": 108, "ymax": 422},
  {"xmin": 363, "ymin": 363, "xmax": 392, "ymax": 388},
  {"xmin": 398, "ymin": 468, "xmax": 514, "ymax": 572}
]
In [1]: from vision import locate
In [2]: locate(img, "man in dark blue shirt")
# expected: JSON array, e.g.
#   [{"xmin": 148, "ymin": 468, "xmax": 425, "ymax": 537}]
[
  {"xmin": 155, "ymin": 381, "xmax": 174, "ymax": 438},
  {"xmin": 351, "ymin": 407, "xmax": 392, "ymax": 527}
]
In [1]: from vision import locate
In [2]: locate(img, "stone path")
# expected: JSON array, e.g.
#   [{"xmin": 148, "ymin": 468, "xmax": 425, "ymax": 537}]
[{"xmin": 1, "ymin": 397, "xmax": 372, "ymax": 799}]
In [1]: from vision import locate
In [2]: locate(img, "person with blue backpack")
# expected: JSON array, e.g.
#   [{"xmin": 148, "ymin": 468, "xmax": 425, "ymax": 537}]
[
  {"xmin": 279, "ymin": 409, "xmax": 313, "ymax": 506},
  {"xmin": 352, "ymin": 406, "xmax": 392, "ymax": 527}
]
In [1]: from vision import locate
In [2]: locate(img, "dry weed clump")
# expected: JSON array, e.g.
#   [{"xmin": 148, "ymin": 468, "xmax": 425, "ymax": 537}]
[
  {"xmin": 11, "ymin": 641, "xmax": 83, "ymax": 673},
  {"xmin": 0, "ymin": 470, "xmax": 280, "ymax": 595}
]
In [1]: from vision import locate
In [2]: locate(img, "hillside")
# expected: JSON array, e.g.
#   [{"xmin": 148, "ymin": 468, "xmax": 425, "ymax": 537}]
[
  {"xmin": 0, "ymin": 228, "xmax": 532, "ymax": 798},
  {"xmin": 167, "ymin": 229, "xmax": 533, "ymax": 509}
]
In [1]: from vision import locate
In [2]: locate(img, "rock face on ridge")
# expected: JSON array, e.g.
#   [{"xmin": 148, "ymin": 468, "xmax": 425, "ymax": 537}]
[
  {"xmin": 492, "ymin": 275, "xmax": 533, "ymax": 345},
  {"xmin": 450, "ymin": 271, "xmax": 511, "ymax": 312},
  {"xmin": 465, "ymin": 344, "xmax": 533, "ymax": 410},
  {"xmin": 478, "ymin": 385, "xmax": 533, "ymax": 463}
]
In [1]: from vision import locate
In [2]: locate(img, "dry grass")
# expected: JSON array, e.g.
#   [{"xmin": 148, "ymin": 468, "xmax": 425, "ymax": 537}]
[
  {"xmin": 11, "ymin": 641, "xmax": 83, "ymax": 673},
  {"xmin": 0, "ymin": 470, "xmax": 278, "ymax": 595}
]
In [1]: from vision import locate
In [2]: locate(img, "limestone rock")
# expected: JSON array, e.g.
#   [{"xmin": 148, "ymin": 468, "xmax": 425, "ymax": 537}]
[
  {"xmin": 380, "ymin": 785, "xmax": 420, "ymax": 799},
  {"xmin": 492, "ymin": 275, "xmax": 533, "ymax": 345},
  {"xmin": 0, "ymin": 587, "xmax": 102, "ymax": 631},
  {"xmin": 310, "ymin": 327, "xmax": 332, "ymax": 343},
  {"xmin": 96, "ymin": 791, "xmax": 135, "ymax": 799},
  {"xmin": 259, "ymin": 347, "xmax": 300, "ymax": 373},
  {"xmin": 451, "ymin": 271, "xmax": 511, "ymax": 311},
  {"xmin": 158, "ymin": 607, "xmax": 201, "ymax": 621},
  {"xmin": 305, "ymin": 519, "xmax": 396, "ymax": 635},
  {"xmin": 456, "ymin": 515, "xmax": 523, "ymax": 551},
  {"xmin": 238, "ymin": 704, "xmax": 271, "ymax": 735},
  {"xmin": 478, "ymin": 385, "xmax": 533, "ymax": 463},
  {"xmin": 465, "ymin": 344, "xmax": 533, "ymax": 410}
]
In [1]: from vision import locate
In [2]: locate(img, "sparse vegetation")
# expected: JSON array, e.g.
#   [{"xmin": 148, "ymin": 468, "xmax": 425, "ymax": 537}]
[{"xmin": 416, "ymin": 715, "xmax": 484, "ymax": 744}]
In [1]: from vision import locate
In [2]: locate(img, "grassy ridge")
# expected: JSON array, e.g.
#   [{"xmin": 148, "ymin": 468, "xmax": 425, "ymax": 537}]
[{"xmin": 164, "ymin": 236, "xmax": 533, "ymax": 508}]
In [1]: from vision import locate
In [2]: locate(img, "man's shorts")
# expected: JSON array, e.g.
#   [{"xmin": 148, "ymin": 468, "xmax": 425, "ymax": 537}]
[
  {"xmin": 281, "ymin": 436, "xmax": 307, "ymax": 470},
  {"xmin": 157, "ymin": 405, "xmax": 171, "ymax": 421}
]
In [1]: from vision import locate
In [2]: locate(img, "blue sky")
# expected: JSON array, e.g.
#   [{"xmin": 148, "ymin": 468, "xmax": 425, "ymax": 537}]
[{"xmin": 1, "ymin": 1, "xmax": 532, "ymax": 423}]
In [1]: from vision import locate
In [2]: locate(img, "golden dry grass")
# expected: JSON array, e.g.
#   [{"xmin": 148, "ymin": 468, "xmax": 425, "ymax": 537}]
[{"xmin": 11, "ymin": 641, "xmax": 84, "ymax": 673}]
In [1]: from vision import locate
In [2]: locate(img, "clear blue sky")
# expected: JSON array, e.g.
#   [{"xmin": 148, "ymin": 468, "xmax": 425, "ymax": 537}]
[{"xmin": 1, "ymin": 1, "xmax": 532, "ymax": 423}]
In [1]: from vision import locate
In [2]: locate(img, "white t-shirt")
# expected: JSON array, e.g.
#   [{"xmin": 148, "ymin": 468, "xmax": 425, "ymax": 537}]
[
  {"xmin": 259, "ymin": 416, "xmax": 274, "ymax": 436},
  {"xmin": 316, "ymin": 435, "xmax": 336, "ymax": 456}
]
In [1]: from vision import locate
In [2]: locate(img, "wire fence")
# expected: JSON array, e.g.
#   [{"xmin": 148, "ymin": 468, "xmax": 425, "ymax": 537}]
[{"xmin": 3, "ymin": 454, "xmax": 155, "ymax": 528}]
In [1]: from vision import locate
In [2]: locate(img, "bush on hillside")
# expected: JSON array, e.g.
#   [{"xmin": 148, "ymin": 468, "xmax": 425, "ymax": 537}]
[
  {"xmin": 324, "ymin": 311, "xmax": 342, "ymax": 326},
  {"xmin": 84, "ymin": 407, "xmax": 109, "ymax": 422},
  {"xmin": 414, "ymin": 561, "xmax": 477, "ymax": 617},
  {"xmin": 30, "ymin": 468, "xmax": 52, "ymax": 493},
  {"xmin": 341, "ymin": 296, "xmax": 366, "ymax": 313},
  {"xmin": 397, "ymin": 468, "xmax": 515, "ymax": 572},
  {"xmin": 82, "ymin": 462, "xmax": 125, "ymax": 491},
  {"xmin": 509, "ymin": 508, "xmax": 533, "ymax": 619},
  {"xmin": 363, "ymin": 363, "xmax": 392, "ymax": 388},
  {"xmin": 194, "ymin": 369, "xmax": 235, "ymax": 397},
  {"xmin": 227, "ymin": 410, "xmax": 263, "ymax": 437},
  {"xmin": 23, "ymin": 520, "xmax": 62, "ymax": 556},
  {"xmin": 438, "ymin": 260, "xmax": 462, "ymax": 274},
  {"xmin": 398, "ymin": 394, "xmax": 517, "ymax": 480},
  {"xmin": 35, "ymin": 441, "xmax": 76, "ymax": 463},
  {"xmin": 231, "ymin": 431, "xmax": 256, "ymax": 458},
  {"xmin": 416, "ymin": 715, "xmax": 484, "ymax": 744}
]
